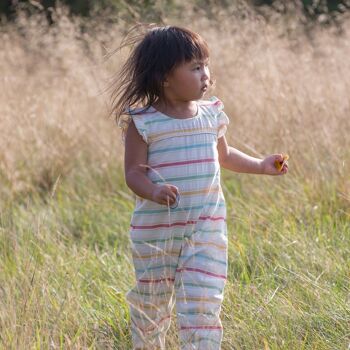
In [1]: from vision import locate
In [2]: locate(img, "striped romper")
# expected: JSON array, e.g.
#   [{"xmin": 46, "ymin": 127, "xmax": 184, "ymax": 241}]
[{"xmin": 125, "ymin": 97, "xmax": 230, "ymax": 349}]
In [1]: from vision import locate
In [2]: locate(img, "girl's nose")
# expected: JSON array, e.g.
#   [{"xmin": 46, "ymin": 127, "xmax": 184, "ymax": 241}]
[{"xmin": 202, "ymin": 68, "xmax": 210, "ymax": 81}]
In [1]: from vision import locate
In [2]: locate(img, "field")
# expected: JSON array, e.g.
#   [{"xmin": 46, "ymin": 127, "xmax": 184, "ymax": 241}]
[{"xmin": 0, "ymin": 5, "xmax": 349, "ymax": 349}]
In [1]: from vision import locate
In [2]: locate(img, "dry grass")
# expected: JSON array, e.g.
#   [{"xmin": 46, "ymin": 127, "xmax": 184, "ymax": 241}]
[
  {"xmin": 0, "ymin": 7, "xmax": 122, "ymax": 197},
  {"xmin": 0, "ymin": 4, "xmax": 349, "ymax": 349},
  {"xmin": 0, "ymin": 6, "xmax": 349, "ymax": 200}
]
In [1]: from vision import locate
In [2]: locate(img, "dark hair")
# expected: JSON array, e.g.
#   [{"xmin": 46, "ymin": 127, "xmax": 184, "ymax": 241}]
[{"xmin": 110, "ymin": 25, "xmax": 210, "ymax": 123}]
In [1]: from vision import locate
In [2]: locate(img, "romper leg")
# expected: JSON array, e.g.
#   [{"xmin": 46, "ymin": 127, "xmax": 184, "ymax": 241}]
[
  {"xmin": 127, "ymin": 231, "xmax": 181, "ymax": 349},
  {"xmin": 175, "ymin": 225, "xmax": 228, "ymax": 350}
]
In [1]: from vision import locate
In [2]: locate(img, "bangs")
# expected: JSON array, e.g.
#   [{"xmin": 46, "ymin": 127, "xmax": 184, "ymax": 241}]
[
  {"xmin": 149, "ymin": 26, "xmax": 209, "ymax": 69},
  {"xmin": 178, "ymin": 28, "xmax": 210, "ymax": 62}
]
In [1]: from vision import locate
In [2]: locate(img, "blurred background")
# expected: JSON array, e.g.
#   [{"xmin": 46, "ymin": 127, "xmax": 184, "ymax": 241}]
[
  {"xmin": 1, "ymin": 0, "xmax": 350, "ymax": 197},
  {"xmin": 1, "ymin": 1, "xmax": 349, "ymax": 349},
  {"xmin": 1, "ymin": 0, "xmax": 350, "ymax": 22}
]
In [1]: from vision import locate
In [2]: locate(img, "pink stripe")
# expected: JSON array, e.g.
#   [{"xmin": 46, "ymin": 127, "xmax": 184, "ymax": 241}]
[
  {"xmin": 176, "ymin": 267, "xmax": 226, "ymax": 280},
  {"xmin": 198, "ymin": 216, "xmax": 226, "ymax": 222},
  {"xmin": 180, "ymin": 325, "xmax": 222, "ymax": 330},
  {"xmin": 131, "ymin": 217, "xmax": 224, "ymax": 230},
  {"xmin": 131, "ymin": 220, "xmax": 196, "ymax": 230},
  {"xmin": 139, "ymin": 277, "xmax": 175, "ymax": 283},
  {"xmin": 151, "ymin": 158, "xmax": 215, "ymax": 169}
]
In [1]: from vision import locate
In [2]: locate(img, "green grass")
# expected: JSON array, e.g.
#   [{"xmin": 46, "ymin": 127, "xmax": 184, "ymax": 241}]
[
  {"xmin": 0, "ymin": 164, "xmax": 134, "ymax": 349},
  {"xmin": 1, "ymin": 162, "xmax": 349, "ymax": 349}
]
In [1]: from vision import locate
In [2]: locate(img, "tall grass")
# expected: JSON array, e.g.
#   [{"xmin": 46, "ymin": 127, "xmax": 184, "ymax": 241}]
[{"xmin": 0, "ymin": 4, "xmax": 349, "ymax": 349}]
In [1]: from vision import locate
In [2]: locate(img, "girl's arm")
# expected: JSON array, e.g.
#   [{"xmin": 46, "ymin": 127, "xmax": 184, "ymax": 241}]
[
  {"xmin": 217, "ymin": 135, "xmax": 288, "ymax": 175},
  {"xmin": 124, "ymin": 120, "xmax": 179, "ymax": 205}
]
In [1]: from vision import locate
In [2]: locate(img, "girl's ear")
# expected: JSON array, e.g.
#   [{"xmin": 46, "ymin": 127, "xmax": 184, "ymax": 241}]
[{"xmin": 163, "ymin": 78, "xmax": 169, "ymax": 87}]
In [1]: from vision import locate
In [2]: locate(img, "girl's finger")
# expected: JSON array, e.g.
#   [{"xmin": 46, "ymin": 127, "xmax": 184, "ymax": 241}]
[
  {"xmin": 167, "ymin": 189, "xmax": 177, "ymax": 201},
  {"xmin": 165, "ymin": 194, "xmax": 175, "ymax": 205},
  {"xmin": 168, "ymin": 185, "xmax": 179, "ymax": 195}
]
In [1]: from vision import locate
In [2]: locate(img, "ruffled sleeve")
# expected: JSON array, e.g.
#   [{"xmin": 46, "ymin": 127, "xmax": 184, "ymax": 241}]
[
  {"xmin": 208, "ymin": 96, "xmax": 230, "ymax": 138},
  {"xmin": 118, "ymin": 114, "xmax": 132, "ymax": 143},
  {"xmin": 117, "ymin": 110, "xmax": 148, "ymax": 144},
  {"xmin": 217, "ymin": 110, "xmax": 229, "ymax": 138},
  {"xmin": 131, "ymin": 114, "xmax": 148, "ymax": 144}
]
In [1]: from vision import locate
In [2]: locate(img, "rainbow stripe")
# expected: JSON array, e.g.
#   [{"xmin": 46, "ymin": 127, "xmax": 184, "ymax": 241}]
[{"xmin": 127, "ymin": 97, "xmax": 229, "ymax": 349}]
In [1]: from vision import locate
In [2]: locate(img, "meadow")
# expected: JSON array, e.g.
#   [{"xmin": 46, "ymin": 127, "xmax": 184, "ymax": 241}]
[{"xmin": 0, "ymin": 5, "xmax": 349, "ymax": 349}]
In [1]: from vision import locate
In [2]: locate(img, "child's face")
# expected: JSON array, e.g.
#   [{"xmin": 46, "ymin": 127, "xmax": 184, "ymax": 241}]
[{"xmin": 164, "ymin": 58, "xmax": 210, "ymax": 101}]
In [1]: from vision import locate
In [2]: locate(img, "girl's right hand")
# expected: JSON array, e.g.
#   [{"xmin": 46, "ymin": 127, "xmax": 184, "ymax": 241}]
[{"xmin": 151, "ymin": 184, "xmax": 179, "ymax": 206}]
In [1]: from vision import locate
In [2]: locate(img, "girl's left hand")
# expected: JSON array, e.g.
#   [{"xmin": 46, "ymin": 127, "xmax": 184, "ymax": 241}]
[{"xmin": 261, "ymin": 154, "xmax": 289, "ymax": 175}]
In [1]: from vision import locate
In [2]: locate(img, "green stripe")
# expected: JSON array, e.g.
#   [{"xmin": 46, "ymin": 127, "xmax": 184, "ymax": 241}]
[
  {"xmin": 178, "ymin": 311, "xmax": 216, "ymax": 316},
  {"xmin": 180, "ymin": 337, "xmax": 221, "ymax": 345},
  {"xmin": 149, "ymin": 142, "xmax": 212, "ymax": 155},
  {"xmin": 198, "ymin": 229, "xmax": 222, "ymax": 233},
  {"xmin": 144, "ymin": 118, "xmax": 171, "ymax": 125},
  {"xmin": 132, "ymin": 236, "xmax": 184, "ymax": 244},
  {"xmin": 129, "ymin": 289, "xmax": 173, "ymax": 297},
  {"xmin": 136, "ymin": 264, "xmax": 177, "ymax": 273},
  {"xmin": 179, "ymin": 253, "xmax": 226, "ymax": 266},
  {"xmin": 152, "ymin": 173, "xmax": 216, "ymax": 184},
  {"xmin": 175, "ymin": 282, "xmax": 223, "ymax": 293},
  {"xmin": 134, "ymin": 202, "xmax": 225, "ymax": 214}
]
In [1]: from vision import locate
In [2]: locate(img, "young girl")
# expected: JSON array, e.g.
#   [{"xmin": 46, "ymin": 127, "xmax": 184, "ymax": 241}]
[{"xmin": 112, "ymin": 25, "xmax": 288, "ymax": 350}]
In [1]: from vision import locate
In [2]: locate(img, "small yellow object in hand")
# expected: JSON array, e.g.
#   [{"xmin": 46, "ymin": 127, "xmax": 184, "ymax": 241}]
[{"xmin": 274, "ymin": 154, "xmax": 289, "ymax": 171}]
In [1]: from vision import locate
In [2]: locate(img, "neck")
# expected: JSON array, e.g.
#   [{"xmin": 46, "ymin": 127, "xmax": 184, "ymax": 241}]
[{"xmin": 153, "ymin": 98, "xmax": 198, "ymax": 119}]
